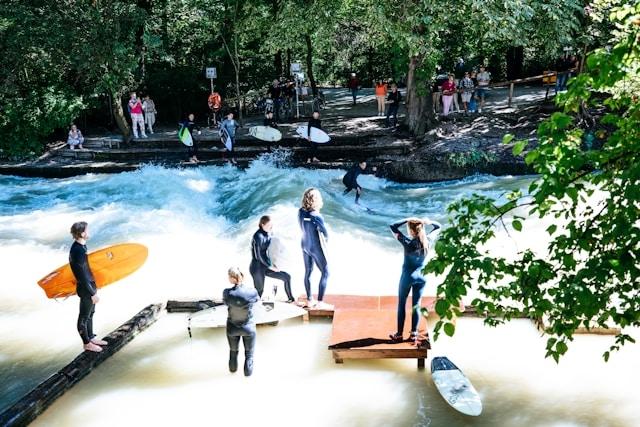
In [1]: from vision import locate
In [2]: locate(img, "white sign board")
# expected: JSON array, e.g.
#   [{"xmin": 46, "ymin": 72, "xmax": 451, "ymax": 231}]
[
  {"xmin": 206, "ymin": 67, "xmax": 217, "ymax": 79},
  {"xmin": 290, "ymin": 63, "xmax": 301, "ymax": 73}
]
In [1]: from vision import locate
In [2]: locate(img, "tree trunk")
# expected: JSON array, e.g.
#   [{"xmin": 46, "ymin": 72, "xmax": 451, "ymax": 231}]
[
  {"xmin": 275, "ymin": 50, "xmax": 283, "ymax": 77},
  {"xmin": 505, "ymin": 46, "xmax": 524, "ymax": 80},
  {"xmin": 286, "ymin": 48, "xmax": 291, "ymax": 77},
  {"xmin": 305, "ymin": 33, "xmax": 317, "ymax": 97},
  {"xmin": 111, "ymin": 90, "xmax": 130, "ymax": 138},
  {"xmin": 234, "ymin": 35, "xmax": 242, "ymax": 123},
  {"xmin": 405, "ymin": 55, "xmax": 434, "ymax": 136}
]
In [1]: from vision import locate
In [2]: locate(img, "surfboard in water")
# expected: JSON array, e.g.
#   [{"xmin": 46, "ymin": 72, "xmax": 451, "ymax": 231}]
[
  {"xmin": 188, "ymin": 302, "xmax": 307, "ymax": 329},
  {"xmin": 296, "ymin": 126, "xmax": 331, "ymax": 143},
  {"xmin": 431, "ymin": 356, "xmax": 483, "ymax": 416},
  {"xmin": 178, "ymin": 126, "xmax": 193, "ymax": 146},
  {"xmin": 249, "ymin": 126, "xmax": 282, "ymax": 142},
  {"xmin": 37, "ymin": 243, "xmax": 148, "ymax": 299}
]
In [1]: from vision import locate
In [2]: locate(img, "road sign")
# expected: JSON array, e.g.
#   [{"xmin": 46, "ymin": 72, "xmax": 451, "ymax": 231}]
[
  {"xmin": 206, "ymin": 67, "xmax": 217, "ymax": 79},
  {"xmin": 290, "ymin": 63, "xmax": 301, "ymax": 73}
]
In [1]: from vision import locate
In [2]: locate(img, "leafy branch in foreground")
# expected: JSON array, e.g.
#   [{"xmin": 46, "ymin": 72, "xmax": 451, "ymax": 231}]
[{"xmin": 424, "ymin": 4, "xmax": 640, "ymax": 362}]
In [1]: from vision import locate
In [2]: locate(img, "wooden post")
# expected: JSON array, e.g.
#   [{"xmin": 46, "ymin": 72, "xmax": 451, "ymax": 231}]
[
  {"xmin": 417, "ymin": 358, "xmax": 425, "ymax": 370},
  {"xmin": 0, "ymin": 304, "xmax": 163, "ymax": 427},
  {"xmin": 508, "ymin": 83, "xmax": 514, "ymax": 107}
]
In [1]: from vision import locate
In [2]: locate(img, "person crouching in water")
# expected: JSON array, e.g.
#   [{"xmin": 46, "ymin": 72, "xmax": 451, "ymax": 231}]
[
  {"xmin": 69, "ymin": 221, "xmax": 107, "ymax": 353},
  {"xmin": 223, "ymin": 267, "xmax": 259, "ymax": 376},
  {"xmin": 389, "ymin": 217, "xmax": 441, "ymax": 344},
  {"xmin": 342, "ymin": 160, "xmax": 377, "ymax": 204},
  {"xmin": 250, "ymin": 215, "xmax": 294, "ymax": 303},
  {"xmin": 298, "ymin": 188, "xmax": 331, "ymax": 309}
]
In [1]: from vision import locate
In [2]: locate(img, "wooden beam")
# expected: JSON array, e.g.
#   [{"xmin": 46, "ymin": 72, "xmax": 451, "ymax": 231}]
[
  {"xmin": 0, "ymin": 304, "xmax": 163, "ymax": 427},
  {"xmin": 166, "ymin": 299, "xmax": 221, "ymax": 313}
]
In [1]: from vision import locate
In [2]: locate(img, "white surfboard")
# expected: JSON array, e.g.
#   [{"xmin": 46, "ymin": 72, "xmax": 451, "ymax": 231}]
[
  {"xmin": 249, "ymin": 126, "xmax": 282, "ymax": 142},
  {"xmin": 267, "ymin": 235, "xmax": 286, "ymax": 268},
  {"xmin": 296, "ymin": 125, "xmax": 331, "ymax": 143},
  {"xmin": 431, "ymin": 357, "xmax": 482, "ymax": 416},
  {"xmin": 188, "ymin": 301, "xmax": 307, "ymax": 329}
]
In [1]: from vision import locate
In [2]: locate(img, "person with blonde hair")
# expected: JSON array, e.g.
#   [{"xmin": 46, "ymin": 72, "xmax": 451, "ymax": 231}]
[
  {"xmin": 298, "ymin": 188, "xmax": 331, "ymax": 309},
  {"xmin": 223, "ymin": 267, "xmax": 259, "ymax": 376},
  {"xmin": 389, "ymin": 217, "xmax": 441, "ymax": 344}
]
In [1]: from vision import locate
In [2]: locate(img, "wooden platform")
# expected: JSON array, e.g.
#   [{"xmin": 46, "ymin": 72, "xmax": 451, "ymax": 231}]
[{"xmin": 297, "ymin": 294, "xmax": 437, "ymax": 318}]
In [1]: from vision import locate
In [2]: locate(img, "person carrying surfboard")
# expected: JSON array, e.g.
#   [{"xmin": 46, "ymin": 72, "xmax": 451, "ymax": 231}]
[
  {"xmin": 298, "ymin": 188, "xmax": 332, "ymax": 310},
  {"xmin": 69, "ymin": 222, "xmax": 107, "ymax": 353},
  {"xmin": 179, "ymin": 113, "xmax": 201, "ymax": 163},
  {"xmin": 263, "ymin": 111, "xmax": 278, "ymax": 152},
  {"xmin": 220, "ymin": 112, "xmax": 240, "ymax": 164},
  {"xmin": 342, "ymin": 161, "xmax": 377, "ymax": 204},
  {"xmin": 250, "ymin": 215, "xmax": 295, "ymax": 302},
  {"xmin": 223, "ymin": 267, "xmax": 259, "ymax": 376},
  {"xmin": 389, "ymin": 217, "xmax": 441, "ymax": 344},
  {"xmin": 306, "ymin": 111, "xmax": 322, "ymax": 163}
]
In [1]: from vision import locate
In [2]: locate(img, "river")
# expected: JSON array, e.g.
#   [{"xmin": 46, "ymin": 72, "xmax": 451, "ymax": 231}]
[{"xmin": 1, "ymin": 157, "xmax": 638, "ymax": 426}]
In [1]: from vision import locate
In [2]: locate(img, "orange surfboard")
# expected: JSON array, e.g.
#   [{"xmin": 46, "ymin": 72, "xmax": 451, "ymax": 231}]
[{"xmin": 37, "ymin": 243, "xmax": 148, "ymax": 299}]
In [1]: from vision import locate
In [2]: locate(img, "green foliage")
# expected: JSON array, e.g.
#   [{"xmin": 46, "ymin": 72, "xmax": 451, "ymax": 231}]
[
  {"xmin": 447, "ymin": 149, "xmax": 499, "ymax": 168},
  {"xmin": 424, "ymin": 5, "xmax": 640, "ymax": 362}
]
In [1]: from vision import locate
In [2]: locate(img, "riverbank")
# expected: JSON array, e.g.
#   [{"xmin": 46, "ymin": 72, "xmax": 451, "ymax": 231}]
[{"xmin": 0, "ymin": 86, "xmax": 553, "ymax": 181}]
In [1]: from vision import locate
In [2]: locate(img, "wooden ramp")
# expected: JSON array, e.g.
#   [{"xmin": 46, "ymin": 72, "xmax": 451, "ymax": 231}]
[
  {"xmin": 297, "ymin": 294, "xmax": 437, "ymax": 318},
  {"xmin": 319, "ymin": 295, "xmax": 434, "ymax": 368}
]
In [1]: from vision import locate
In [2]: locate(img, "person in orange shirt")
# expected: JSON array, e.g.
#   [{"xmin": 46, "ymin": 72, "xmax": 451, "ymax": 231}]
[{"xmin": 374, "ymin": 80, "xmax": 388, "ymax": 116}]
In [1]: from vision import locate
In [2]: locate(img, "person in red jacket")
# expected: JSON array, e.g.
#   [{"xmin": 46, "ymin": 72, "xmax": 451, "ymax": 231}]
[
  {"xmin": 348, "ymin": 73, "xmax": 360, "ymax": 105},
  {"xmin": 441, "ymin": 74, "xmax": 457, "ymax": 116},
  {"xmin": 128, "ymin": 92, "xmax": 147, "ymax": 139}
]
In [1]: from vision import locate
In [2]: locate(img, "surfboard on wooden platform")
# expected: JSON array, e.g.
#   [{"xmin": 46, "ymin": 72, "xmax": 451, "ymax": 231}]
[
  {"xmin": 431, "ymin": 356, "xmax": 482, "ymax": 416},
  {"xmin": 37, "ymin": 243, "xmax": 148, "ymax": 299},
  {"xmin": 188, "ymin": 301, "xmax": 307, "ymax": 329},
  {"xmin": 249, "ymin": 126, "xmax": 282, "ymax": 142}
]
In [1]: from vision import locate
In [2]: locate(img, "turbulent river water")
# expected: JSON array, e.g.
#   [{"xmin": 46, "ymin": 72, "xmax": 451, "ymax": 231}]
[{"xmin": 0, "ymin": 157, "xmax": 638, "ymax": 426}]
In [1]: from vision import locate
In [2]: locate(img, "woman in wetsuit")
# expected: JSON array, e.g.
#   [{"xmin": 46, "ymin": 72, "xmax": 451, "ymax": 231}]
[
  {"xmin": 223, "ymin": 267, "xmax": 259, "ymax": 377},
  {"xmin": 298, "ymin": 188, "xmax": 331, "ymax": 309},
  {"xmin": 69, "ymin": 221, "xmax": 108, "ymax": 353},
  {"xmin": 389, "ymin": 217, "xmax": 441, "ymax": 343},
  {"xmin": 250, "ymin": 215, "xmax": 294, "ymax": 302}
]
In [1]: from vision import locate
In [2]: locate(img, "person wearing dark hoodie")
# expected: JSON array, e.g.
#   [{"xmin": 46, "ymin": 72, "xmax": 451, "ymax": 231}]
[
  {"xmin": 223, "ymin": 267, "xmax": 259, "ymax": 377},
  {"xmin": 306, "ymin": 111, "xmax": 322, "ymax": 163},
  {"xmin": 250, "ymin": 215, "xmax": 294, "ymax": 302}
]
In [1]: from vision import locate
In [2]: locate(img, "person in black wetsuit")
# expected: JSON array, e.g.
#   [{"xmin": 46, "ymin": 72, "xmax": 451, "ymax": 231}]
[
  {"xmin": 389, "ymin": 218, "xmax": 441, "ymax": 344},
  {"xmin": 223, "ymin": 267, "xmax": 259, "ymax": 376},
  {"xmin": 250, "ymin": 215, "xmax": 294, "ymax": 302},
  {"xmin": 306, "ymin": 111, "xmax": 322, "ymax": 163},
  {"xmin": 342, "ymin": 161, "xmax": 377, "ymax": 204},
  {"xmin": 298, "ymin": 188, "xmax": 332, "ymax": 309},
  {"xmin": 263, "ymin": 111, "xmax": 278, "ymax": 152},
  {"xmin": 179, "ymin": 113, "xmax": 201, "ymax": 163},
  {"xmin": 69, "ymin": 222, "xmax": 108, "ymax": 353}
]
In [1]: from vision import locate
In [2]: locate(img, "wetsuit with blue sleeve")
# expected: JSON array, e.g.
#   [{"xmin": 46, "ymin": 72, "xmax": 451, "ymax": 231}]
[
  {"xmin": 390, "ymin": 220, "xmax": 441, "ymax": 335},
  {"xmin": 298, "ymin": 208, "xmax": 329, "ymax": 301},
  {"xmin": 223, "ymin": 284, "xmax": 259, "ymax": 375},
  {"xmin": 69, "ymin": 241, "xmax": 97, "ymax": 345},
  {"xmin": 249, "ymin": 228, "xmax": 294, "ymax": 301}
]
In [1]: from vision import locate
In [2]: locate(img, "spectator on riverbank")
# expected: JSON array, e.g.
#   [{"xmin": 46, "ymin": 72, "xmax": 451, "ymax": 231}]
[
  {"xmin": 268, "ymin": 80, "xmax": 282, "ymax": 122},
  {"xmin": 385, "ymin": 84, "xmax": 402, "ymax": 129},
  {"xmin": 128, "ymin": 92, "xmax": 147, "ymax": 139},
  {"xmin": 142, "ymin": 95, "xmax": 156, "ymax": 135},
  {"xmin": 207, "ymin": 90, "xmax": 222, "ymax": 127},
  {"xmin": 458, "ymin": 72, "xmax": 475, "ymax": 115},
  {"xmin": 476, "ymin": 66, "xmax": 491, "ymax": 113},
  {"xmin": 375, "ymin": 80, "xmax": 388, "ymax": 116},
  {"xmin": 220, "ymin": 112, "xmax": 240, "ymax": 164},
  {"xmin": 67, "ymin": 124, "xmax": 84, "ymax": 150},
  {"xmin": 348, "ymin": 73, "xmax": 359, "ymax": 105},
  {"xmin": 441, "ymin": 74, "xmax": 457, "ymax": 116}
]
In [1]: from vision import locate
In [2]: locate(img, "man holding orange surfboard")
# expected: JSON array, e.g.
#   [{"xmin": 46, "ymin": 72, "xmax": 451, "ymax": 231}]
[{"xmin": 69, "ymin": 222, "xmax": 107, "ymax": 353}]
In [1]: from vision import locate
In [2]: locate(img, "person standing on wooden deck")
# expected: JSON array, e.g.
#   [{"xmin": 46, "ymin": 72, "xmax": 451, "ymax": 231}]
[
  {"xmin": 389, "ymin": 218, "xmax": 441, "ymax": 344},
  {"xmin": 220, "ymin": 112, "xmax": 240, "ymax": 164},
  {"xmin": 223, "ymin": 267, "xmax": 259, "ymax": 376},
  {"xmin": 179, "ymin": 113, "xmax": 200, "ymax": 163},
  {"xmin": 298, "ymin": 188, "xmax": 331, "ymax": 310},
  {"xmin": 69, "ymin": 222, "xmax": 107, "ymax": 353},
  {"xmin": 250, "ymin": 215, "xmax": 294, "ymax": 303}
]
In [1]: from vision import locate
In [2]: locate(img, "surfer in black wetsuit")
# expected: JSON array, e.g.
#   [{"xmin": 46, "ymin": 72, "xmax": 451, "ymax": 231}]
[
  {"xmin": 250, "ymin": 215, "xmax": 294, "ymax": 302},
  {"xmin": 69, "ymin": 222, "xmax": 107, "ymax": 353},
  {"xmin": 263, "ymin": 112, "xmax": 278, "ymax": 152},
  {"xmin": 298, "ymin": 188, "xmax": 332, "ymax": 309},
  {"xmin": 179, "ymin": 113, "xmax": 201, "ymax": 163},
  {"xmin": 342, "ymin": 161, "xmax": 377, "ymax": 204},
  {"xmin": 306, "ymin": 111, "xmax": 322, "ymax": 163},
  {"xmin": 223, "ymin": 267, "xmax": 259, "ymax": 376}
]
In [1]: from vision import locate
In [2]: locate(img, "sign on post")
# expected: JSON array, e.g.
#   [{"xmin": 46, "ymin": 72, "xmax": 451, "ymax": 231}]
[
  {"xmin": 290, "ymin": 63, "xmax": 301, "ymax": 73},
  {"xmin": 206, "ymin": 67, "xmax": 217, "ymax": 79}
]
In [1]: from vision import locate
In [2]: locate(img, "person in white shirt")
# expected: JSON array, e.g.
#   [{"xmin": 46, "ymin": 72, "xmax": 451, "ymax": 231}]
[{"xmin": 476, "ymin": 65, "xmax": 491, "ymax": 113}]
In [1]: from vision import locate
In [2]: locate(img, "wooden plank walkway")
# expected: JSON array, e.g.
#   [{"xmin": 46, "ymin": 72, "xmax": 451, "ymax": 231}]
[{"xmin": 297, "ymin": 294, "xmax": 437, "ymax": 318}]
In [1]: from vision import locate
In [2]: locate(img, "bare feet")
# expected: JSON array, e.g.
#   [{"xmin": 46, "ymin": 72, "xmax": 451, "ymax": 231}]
[
  {"xmin": 78, "ymin": 145, "xmax": 83, "ymax": 149},
  {"xmin": 306, "ymin": 298, "xmax": 317, "ymax": 308},
  {"xmin": 312, "ymin": 157, "xmax": 320, "ymax": 163},
  {"xmin": 315, "ymin": 301, "xmax": 334, "ymax": 310},
  {"xmin": 83, "ymin": 342, "xmax": 103, "ymax": 352},
  {"xmin": 306, "ymin": 158, "xmax": 311, "ymax": 164},
  {"xmin": 91, "ymin": 338, "xmax": 108, "ymax": 346}
]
